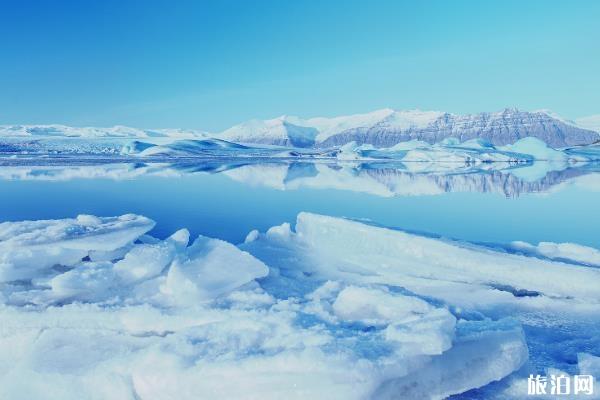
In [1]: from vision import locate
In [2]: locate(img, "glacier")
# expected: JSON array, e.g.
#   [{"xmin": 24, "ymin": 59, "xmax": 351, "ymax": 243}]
[
  {"xmin": 1, "ymin": 212, "xmax": 599, "ymax": 399},
  {"xmin": 0, "ymin": 124, "xmax": 208, "ymax": 139}
]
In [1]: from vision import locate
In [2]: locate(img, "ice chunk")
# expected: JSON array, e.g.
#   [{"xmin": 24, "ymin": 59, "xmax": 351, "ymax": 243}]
[
  {"xmin": 1, "ymin": 213, "xmax": 593, "ymax": 399},
  {"xmin": 238, "ymin": 212, "xmax": 600, "ymax": 397},
  {"xmin": 88, "ymin": 243, "xmax": 134, "ymax": 262},
  {"xmin": 114, "ymin": 242, "xmax": 174, "ymax": 284},
  {"xmin": 167, "ymin": 228, "xmax": 190, "ymax": 249},
  {"xmin": 162, "ymin": 235, "xmax": 269, "ymax": 305},
  {"xmin": 578, "ymin": 353, "xmax": 600, "ymax": 377},
  {"xmin": 114, "ymin": 229, "xmax": 189, "ymax": 284},
  {"xmin": 384, "ymin": 308, "xmax": 457, "ymax": 356},
  {"xmin": 50, "ymin": 261, "xmax": 117, "ymax": 302},
  {"xmin": 510, "ymin": 240, "xmax": 600, "ymax": 267},
  {"xmin": 284, "ymin": 213, "xmax": 600, "ymax": 303},
  {"xmin": 374, "ymin": 319, "xmax": 528, "ymax": 399},
  {"xmin": 266, "ymin": 222, "xmax": 293, "ymax": 241},
  {"xmin": 0, "ymin": 214, "xmax": 154, "ymax": 282},
  {"xmin": 306, "ymin": 283, "xmax": 457, "ymax": 357},
  {"xmin": 332, "ymin": 285, "xmax": 434, "ymax": 326},
  {"xmin": 244, "ymin": 229, "xmax": 260, "ymax": 243}
]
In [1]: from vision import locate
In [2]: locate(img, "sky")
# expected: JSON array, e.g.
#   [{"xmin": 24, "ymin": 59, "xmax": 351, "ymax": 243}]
[{"xmin": 1, "ymin": 0, "xmax": 599, "ymax": 131}]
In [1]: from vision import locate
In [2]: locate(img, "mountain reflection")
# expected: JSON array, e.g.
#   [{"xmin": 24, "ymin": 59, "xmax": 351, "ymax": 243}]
[{"xmin": 0, "ymin": 159, "xmax": 598, "ymax": 198}]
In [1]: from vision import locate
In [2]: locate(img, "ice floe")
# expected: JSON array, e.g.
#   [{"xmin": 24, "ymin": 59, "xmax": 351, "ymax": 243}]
[{"xmin": 1, "ymin": 212, "xmax": 599, "ymax": 399}]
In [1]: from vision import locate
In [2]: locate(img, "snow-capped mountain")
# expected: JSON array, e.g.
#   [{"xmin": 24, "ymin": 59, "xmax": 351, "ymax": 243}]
[
  {"xmin": 2, "ymin": 108, "xmax": 598, "ymax": 150},
  {"xmin": 220, "ymin": 108, "xmax": 600, "ymax": 148},
  {"xmin": 0, "ymin": 124, "xmax": 207, "ymax": 139}
]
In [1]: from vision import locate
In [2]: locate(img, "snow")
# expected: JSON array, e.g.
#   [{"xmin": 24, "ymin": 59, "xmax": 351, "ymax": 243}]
[
  {"xmin": 1, "ymin": 212, "xmax": 598, "ymax": 398},
  {"xmin": 536, "ymin": 109, "xmax": 578, "ymax": 126},
  {"xmin": 216, "ymin": 107, "xmax": 599, "ymax": 148},
  {"xmin": 219, "ymin": 109, "xmax": 444, "ymax": 145},
  {"xmin": 2, "ymin": 109, "xmax": 598, "ymax": 155},
  {"xmin": 377, "ymin": 109, "xmax": 445, "ymax": 131},
  {"xmin": 576, "ymin": 114, "xmax": 600, "ymax": 133},
  {"xmin": 221, "ymin": 117, "xmax": 319, "ymax": 147},
  {"xmin": 297, "ymin": 109, "xmax": 397, "ymax": 141}
]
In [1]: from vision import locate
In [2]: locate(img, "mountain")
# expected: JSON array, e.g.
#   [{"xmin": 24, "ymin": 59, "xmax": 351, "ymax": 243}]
[
  {"xmin": 2, "ymin": 108, "xmax": 598, "ymax": 149},
  {"xmin": 219, "ymin": 108, "xmax": 600, "ymax": 149}
]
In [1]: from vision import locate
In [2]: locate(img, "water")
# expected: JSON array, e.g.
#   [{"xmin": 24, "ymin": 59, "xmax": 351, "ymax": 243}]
[
  {"xmin": 0, "ymin": 160, "xmax": 598, "ymax": 249},
  {"xmin": 1, "ymin": 159, "xmax": 599, "ymax": 398}
]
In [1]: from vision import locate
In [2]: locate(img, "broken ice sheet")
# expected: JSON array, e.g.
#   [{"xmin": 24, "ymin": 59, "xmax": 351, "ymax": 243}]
[{"xmin": 1, "ymin": 212, "xmax": 598, "ymax": 399}]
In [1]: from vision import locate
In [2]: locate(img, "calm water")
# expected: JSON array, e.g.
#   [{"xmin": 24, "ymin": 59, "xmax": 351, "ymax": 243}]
[{"xmin": 0, "ymin": 161, "xmax": 598, "ymax": 248}]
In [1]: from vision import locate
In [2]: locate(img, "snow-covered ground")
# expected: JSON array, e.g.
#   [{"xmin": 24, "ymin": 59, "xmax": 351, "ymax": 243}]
[{"xmin": 1, "ymin": 212, "xmax": 599, "ymax": 399}]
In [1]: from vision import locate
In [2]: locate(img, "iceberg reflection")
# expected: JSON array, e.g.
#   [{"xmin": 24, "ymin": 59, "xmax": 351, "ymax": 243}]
[{"xmin": 1, "ymin": 159, "xmax": 598, "ymax": 198}]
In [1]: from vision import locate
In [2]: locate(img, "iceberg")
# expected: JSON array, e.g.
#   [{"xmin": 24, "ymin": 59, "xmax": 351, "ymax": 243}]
[{"xmin": 137, "ymin": 138, "xmax": 253, "ymax": 157}]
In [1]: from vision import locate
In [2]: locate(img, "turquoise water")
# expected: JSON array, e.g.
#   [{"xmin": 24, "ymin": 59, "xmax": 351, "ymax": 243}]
[{"xmin": 0, "ymin": 162, "xmax": 598, "ymax": 248}]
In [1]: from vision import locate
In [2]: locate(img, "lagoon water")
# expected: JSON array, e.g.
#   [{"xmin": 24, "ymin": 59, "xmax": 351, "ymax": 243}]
[
  {"xmin": 1, "ymin": 159, "xmax": 599, "ymax": 399},
  {"xmin": 0, "ymin": 161, "xmax": 598, "ymax": 249}
]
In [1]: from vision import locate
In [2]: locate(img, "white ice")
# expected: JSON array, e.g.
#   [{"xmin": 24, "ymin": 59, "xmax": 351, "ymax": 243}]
[
  {"xmin": 510, "ymin": 240, "xmax": 600, "ymax": 268},
  {"xmin": 2, "ymin": 212, "xmax": 599, "ymax": 399}
]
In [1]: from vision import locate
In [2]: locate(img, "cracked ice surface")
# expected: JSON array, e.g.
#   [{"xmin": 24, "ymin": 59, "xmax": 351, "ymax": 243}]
[{"xmin": 1, "ymin": 213, "xmax": 598, "ymax": 399}]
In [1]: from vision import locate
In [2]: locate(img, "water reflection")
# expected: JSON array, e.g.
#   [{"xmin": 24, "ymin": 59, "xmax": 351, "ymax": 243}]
[{"xmin": 0, "ymin": 159, "xmax": 598, "ymax": 197}]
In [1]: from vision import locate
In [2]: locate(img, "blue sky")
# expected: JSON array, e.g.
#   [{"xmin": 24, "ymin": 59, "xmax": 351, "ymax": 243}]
[{"xmin": 1, "ymin": 0, "xmax": 599, "ymax": 131}]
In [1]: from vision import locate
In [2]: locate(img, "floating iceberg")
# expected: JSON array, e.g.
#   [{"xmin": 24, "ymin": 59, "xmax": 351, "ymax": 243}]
[{"xmin": 137, "ymin": 138, "xmax": 253, "ymax": 157}]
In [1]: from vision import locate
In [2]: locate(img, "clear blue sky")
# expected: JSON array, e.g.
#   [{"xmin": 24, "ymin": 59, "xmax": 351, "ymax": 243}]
[{"xmin": 1, "ymin": 0, "xmax": 599, "ymax": 131}]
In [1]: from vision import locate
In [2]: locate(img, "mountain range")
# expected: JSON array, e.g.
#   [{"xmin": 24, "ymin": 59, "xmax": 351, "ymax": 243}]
[
  {"xmin": 1, "ymin": 108, "xmax": 599, "ymax": 149},
  {"xmin": 220, "ymin": 108, "xmax": 599, "ymax": 148}
]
